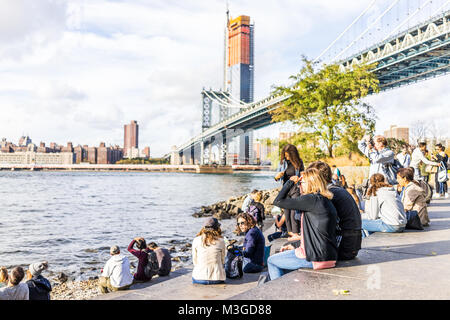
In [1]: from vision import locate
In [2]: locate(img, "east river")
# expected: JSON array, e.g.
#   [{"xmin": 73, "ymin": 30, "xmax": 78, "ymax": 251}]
[{"xmin": 0, "ymin": 171, "xmax": 278, "ymax": 280}]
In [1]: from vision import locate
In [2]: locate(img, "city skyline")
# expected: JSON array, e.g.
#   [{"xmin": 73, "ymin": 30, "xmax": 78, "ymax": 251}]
[{"xmin": 0, "ymin": 0, "xmax": 449, "ymax": 157}]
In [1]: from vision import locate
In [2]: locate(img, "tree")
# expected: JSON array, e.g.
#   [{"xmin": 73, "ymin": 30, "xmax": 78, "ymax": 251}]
[
  {"xmin": 270, "ymin": 58, "xmax": 379, "ymax": 157},
  {"xmin": 409, "ymin": 120, "xmax": 428, "ymax": 145}
]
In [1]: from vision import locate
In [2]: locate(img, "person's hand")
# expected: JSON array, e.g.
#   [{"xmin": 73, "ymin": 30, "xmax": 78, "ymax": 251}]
[
  {"xmin": 363, "ymin": 135, "xmax": 371, "ymax": 142},
  {"xmin": 290, "ymin": 176, "xmax": 301, "ymax": 184},
  {"xmin": 275, "ymin": 171, "xmax": 284, "ymax": 180},
  {"xmin": 280, "ymin": 244, "xmax": 294, "ymax": 252}
]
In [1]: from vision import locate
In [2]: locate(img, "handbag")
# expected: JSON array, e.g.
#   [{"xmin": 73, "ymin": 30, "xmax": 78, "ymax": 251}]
[
  {"xmin": 437, "ymin": 162, "xmax": 449, "ymax": 183},
  {"xmin": 405, "ymin": 210, "xmax": 423, "ymax": 230}
]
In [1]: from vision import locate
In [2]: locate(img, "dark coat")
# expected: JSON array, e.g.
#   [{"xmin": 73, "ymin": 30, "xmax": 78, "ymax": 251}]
[
  {"xmin": 27, "ymin": 275, "xmax": 52, "ymax": 300},
  {"xmin": 273, "ymin": 180, "xmax": 338, "ymax": 262}
]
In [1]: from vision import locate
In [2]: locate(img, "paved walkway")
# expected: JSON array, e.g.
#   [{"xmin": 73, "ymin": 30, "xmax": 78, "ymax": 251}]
[{"xmin": 95, "ymin": 197, "xmax": 450, "ymax": 300}]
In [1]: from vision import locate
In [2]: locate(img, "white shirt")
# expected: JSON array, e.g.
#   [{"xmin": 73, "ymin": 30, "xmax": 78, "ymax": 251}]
[
  {"xmin": 192, "ymin": 235, "xmax": 226, "ymax": 281},
  {"xmin": 397, "ymin": 152, "xmax": 411, "ymax": 167},
  {"xmin": 410, "ymin": 148, "xmax": 438, "ymax": 169},
  {"xmin": 101, "ymin": 254, "xmax": 134, "ymax": 288}
]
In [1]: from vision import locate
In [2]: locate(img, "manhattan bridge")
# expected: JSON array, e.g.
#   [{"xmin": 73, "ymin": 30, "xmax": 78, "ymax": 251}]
[{"xmin": 168, "ymin": 0, "xmax": 450, "ymax": 166}]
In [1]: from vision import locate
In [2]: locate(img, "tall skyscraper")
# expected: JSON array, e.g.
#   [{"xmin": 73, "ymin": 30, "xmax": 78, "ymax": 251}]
[
  {"xmin": 225, "ymin": 15, "xmax": 254, "ymax": 104},
  {"xmin": 124, "ymin": 120, "xmax": 139, "ymax": 158}
]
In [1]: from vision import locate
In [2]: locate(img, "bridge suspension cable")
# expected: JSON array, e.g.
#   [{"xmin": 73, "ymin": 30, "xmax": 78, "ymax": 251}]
[
  {"xmin": 382, "ymin": 0, "xmax": 434, "ymax": 42},
  {"xmin": 332, "ymin": 0, "xmax": 402, "ymax": 62},
  {"xmin": 314, "ymin": 0, "xmax": 378, "ymax": 62}
]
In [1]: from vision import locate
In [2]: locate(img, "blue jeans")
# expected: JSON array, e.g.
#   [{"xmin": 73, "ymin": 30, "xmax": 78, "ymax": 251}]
[
  {"xmin": 243, "ymin": 258, "xmax": 264, "ymax": 273},
  {"xmin": 361, "ymin": 219, "xmax": 404, "ymax": 238},
  {"xmin": 192, "ymin": 278, "xmax": 225, "ymax": 285},
  {"xmin": 267, "ymin": 249, "xmax": 313, "ymax": 281}
]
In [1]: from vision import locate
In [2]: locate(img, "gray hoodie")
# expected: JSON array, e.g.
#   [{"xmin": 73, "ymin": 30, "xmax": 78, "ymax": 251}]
[
  {"xmin": 366, "ymin": 187, "xmax": 407, "ymax": 227},
  {"xmin": 358, "ymin": 139, "xmax": 394, "ymax": 178},
  {"xmin": 101, "ymin": 254, "xmax": 133, "ymax": 288}
]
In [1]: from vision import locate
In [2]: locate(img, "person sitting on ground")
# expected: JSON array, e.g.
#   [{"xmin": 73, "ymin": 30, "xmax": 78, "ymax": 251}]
[
  {"xmin": 128, "ymin": 237, "xmax": 152, "ymax": 283},
  {"xmin": 346, "ymin": 185, "xmax": 362, "ymax": 212},
  {"xmin": 332, "ymin": 165, "xmax": 341, "ymax": 179},
  {"xmin": 397, "ymin": 168, "xmax": 429, "ymax": 227},
  {"xmin": 0, "ymin": 267, "xmax": 8, "ymax": 289},
  {"xmin": 246, "ymin": 191, "xmax": 265, "ymax": 230},
  {"xmin": 275, "ymin": 144, "xmax": 305, "ymax": 241},
  {"xmin": 361, "ymin": 173, "xmax": 407, "ymax": 236},
  {"xmin": 268, "ymin": 168, "xmax": 338, "ymax": 280},
  {"xmin": 235, "ymin": 213, "xmax": 265, "ymax": 273},
  {"xmin": 340, "ymin": 175, "xmax": 349, "ymax": 189},
  {"xmin": 307, "ymin": 161, "xmax": 362, "ymax": 261},
  {"xmin": 192, "ymin": 217, "xmax": 226, "ymax": 285},
  {"xmin": 332, "ymin": 173, "xmax": 342, "ymax": 187},
  {"xmin": 268, "ymin": 212, "xmax": 288, "ymax": 242},
  {"xmin": 358, "ymin": 135, "xmax": 395, "ymax": 180},
  {"xmin": 99, "ymin": 245, "xmax": 133, "ymax": 294},
  {"xmin": 26, "ymin": 261, "xmax": 52, "ymax": 300},
  {"xmin": 147, "ymin": 242, "xmax": 172, "ymax": 277},
  {"xmin": 242, "ymin": 189, "xmax": 259, "ymax": 213},
  {"xmin": 0, "ymin": 267, "xmax": 29, "ymax": 300}
]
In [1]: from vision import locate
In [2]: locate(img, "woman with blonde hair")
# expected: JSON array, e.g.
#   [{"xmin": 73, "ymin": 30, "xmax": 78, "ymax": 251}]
[
  {"xmin": 362, "ymin": 173, "xmax": 407, "ymax": 236},
  {"xmin": 191, "ymin": 217, "xmax": 226, "ymax": 284},
  {"xmin": 0, "ymin": 267, "xmax": 8, "ymax": 288},
  {"xmin": 268, "ymin": 168, "xmax": 338, "ymax": 280}
]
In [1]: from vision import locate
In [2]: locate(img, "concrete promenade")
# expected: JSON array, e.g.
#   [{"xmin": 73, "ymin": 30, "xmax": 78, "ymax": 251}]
[{"xmin": 95, "ymin": 197, "xmax": 450, "ymax": 300}]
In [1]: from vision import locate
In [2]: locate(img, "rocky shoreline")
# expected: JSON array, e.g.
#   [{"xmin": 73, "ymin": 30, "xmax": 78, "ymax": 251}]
[
  {"xmin": 193, "ymin": 187, "xmax": 281, "ymax": 220},
  {"xmin": 49, "ymin": 187, "xmax": 280, "ymax": 300}
]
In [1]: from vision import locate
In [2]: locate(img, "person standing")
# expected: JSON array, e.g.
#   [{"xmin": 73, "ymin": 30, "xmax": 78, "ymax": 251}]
[
  {"xmin": 274, "ymin": 144, "xmax": 305, "ymax": 240},
  {"xmin": 411, "ymin": 142, "xmax": 439, "ymax": 181},
  {"xmin": 26, "ymin": 261, "xmax": 52, "ymax": 300},
  {"xmin": 432, "ymin": 144, "xmax": 449, "ymax": 198},
  {"xmin": 0, "ymin": 267, "xmax": 29, "ymax": 300},
  {"xmin": 358, "ymin": 135, "xmax": 395, "ymax": 179},
  {"xmin": 99, "ymin": 245, "xmax": 133, "ymax": 294},
  {"xmin": 397, "ymin": 145, "xmax": 411, "ymax": 168}
]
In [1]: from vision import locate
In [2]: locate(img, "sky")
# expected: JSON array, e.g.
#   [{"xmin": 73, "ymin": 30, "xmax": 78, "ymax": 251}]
[{"xmin": 0, "ymin": 0, "xmax": 449, "ymax": 157}]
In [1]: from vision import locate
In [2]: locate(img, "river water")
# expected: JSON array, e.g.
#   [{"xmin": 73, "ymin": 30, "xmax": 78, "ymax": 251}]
[{"xmin": 0, "ymin": 171, "xmax": 278, "ymax": 281}]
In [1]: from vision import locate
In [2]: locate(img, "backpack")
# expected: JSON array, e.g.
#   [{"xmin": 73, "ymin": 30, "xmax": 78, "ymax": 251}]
[
  {"xmin": 418, "ymin": 180, "xmax": 433, "ymax": 204},
  {"xmin": 383, "ymin": 158, "xmax": 402, "ymax": 185},
  {"xmin": 144, "ymin": 250, "xmax": 160, "ymax": 278},
  {"xmin": 247, "ymin": 202, "xmax": 263, "ymax": 223},
  {"xmin": 225, "ymin": 246, "xmax": 243, "ymax": 279},
  {"xmin": 437, "ymin": 162, "xmax": 449, "ymax": 183}
]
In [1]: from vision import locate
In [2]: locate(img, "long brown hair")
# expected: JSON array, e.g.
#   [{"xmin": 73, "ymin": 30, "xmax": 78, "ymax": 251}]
[
  {"xmin": 0, "ymin": 267, "xmax": 8, "ymax": 283},
  {"xmin": 280, "ymin": 144, "xmax": 304, "ymax": 171},
  {"xmin": 301, "ymin": 168, "xmax": 334, "ymax": 199},
  {"xmin": 367, "ymin": 174, "xmax": 391, "ymax": 197},
  {"xmin": 196, "ymin": 227, "xmax": 222, "ymax": 246}
]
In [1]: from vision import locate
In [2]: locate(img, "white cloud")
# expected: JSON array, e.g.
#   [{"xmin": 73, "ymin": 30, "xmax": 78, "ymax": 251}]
[{"xmin": 0, "ymin": 0, "xmax": 448, "ymax": 156}]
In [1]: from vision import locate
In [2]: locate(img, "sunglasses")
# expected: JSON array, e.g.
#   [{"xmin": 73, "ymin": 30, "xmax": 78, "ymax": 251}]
[{"xmin": 237, "ymin": 221, "xmax": 246, "ymax": 226}]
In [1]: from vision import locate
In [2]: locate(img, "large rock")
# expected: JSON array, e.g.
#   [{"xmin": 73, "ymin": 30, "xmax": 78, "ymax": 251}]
[{"xmin": 213, "ymin": 209, "xmax": 231, "ymax": 220}]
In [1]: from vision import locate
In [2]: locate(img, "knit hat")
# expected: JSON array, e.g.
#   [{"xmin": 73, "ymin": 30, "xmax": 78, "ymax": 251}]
[
  {"xmin": 203, "ymin": 217, "xmax": 220, "ymax": 229},
  {"xmin": 29, "ymin": 261, "xmax": 48, "ymax": 277},
  {"xmin": 110, "ymin": 245, "xmax": 120, "ymax": 255}
]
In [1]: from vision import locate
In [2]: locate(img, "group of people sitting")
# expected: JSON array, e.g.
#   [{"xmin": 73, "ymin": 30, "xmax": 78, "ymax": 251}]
[
  {"xmin": 99, "ymin": 238, "xmax": 172, "ymax": 294},
  {"xmin": 0, "ymin": 262, "xmax": 52, "ymax": 300},
  {"xmin": 0, "ymin": 238, "xmax": 172, "ymax": 300}
]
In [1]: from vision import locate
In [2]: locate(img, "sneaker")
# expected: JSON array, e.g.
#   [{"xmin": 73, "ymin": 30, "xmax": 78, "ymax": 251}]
[
  {"xmin": 432, "ymin": 193, "xmax": 441, "ymax": 199},
  {"xmin": 445, "ymin": 193, "xmax": 449, "ymax": 199}
]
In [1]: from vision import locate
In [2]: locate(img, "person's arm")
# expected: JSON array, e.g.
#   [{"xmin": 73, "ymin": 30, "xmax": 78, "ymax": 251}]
[
  {"xmin": 358, "ymin": 139, "xmax": 371, "ymax": 158},
  {"xmin": 275, "ymin": 214, "xmax": 285, "ymax": 228},
  {"xmin": 366, "ymin": 197, "xmax": 380, "ymax": 220},
  {"xmin": 221, "ymin": 240, "xmax": 226, "ymax": 265},
  {"xmin": 273, "ymin": 180, "xmax": 317, "ymax": 212},
  {"xmin": 127, "ymin": 239, "xmax": 141, "ymax": 258},
  {"xmin": 192, "ymin": 239, "xmax": 198, "ymax": 266},
  {"xmin": 101, "ymin": 260, "xmax": 112, "ymax": 278},
  {"xmin": 418, "ymin": 150, "xmax": 439, "ymax": 166},
  {"xmin": 371, "ymin": 149, "xmax": 394, "ymax": 164},
  {"xmin": 402, "ymin": 188, "xmax": 418, "ymax": 212},
  {"xmin": 242, "ymin": 231, "xmax": 256, "ymax": 258}
]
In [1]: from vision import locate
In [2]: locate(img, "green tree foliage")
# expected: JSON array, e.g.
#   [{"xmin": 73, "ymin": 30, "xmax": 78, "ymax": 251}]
[
  {"xmin": 270, "ymin": 58, "xmax": 379, "ymax": 157},
  {"xmin": 386, "ymin": 138, "xmax": 409, "ymax": 155},
  {"xmin": 116, "ymin": 157, "xmax": 169, "ymax": 165}
]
